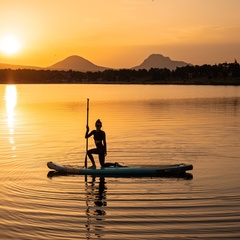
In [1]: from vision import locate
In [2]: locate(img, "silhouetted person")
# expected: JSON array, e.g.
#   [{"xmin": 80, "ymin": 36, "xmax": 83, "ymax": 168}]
[{"xmin": 85, "ymin": 119, "xmax": 122, "ymax": 168}]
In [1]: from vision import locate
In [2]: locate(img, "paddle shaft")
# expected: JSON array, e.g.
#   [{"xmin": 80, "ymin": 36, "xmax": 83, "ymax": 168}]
[{"xmin": 84, "ymin": 99, "xmax": 89, "ymax": 168}]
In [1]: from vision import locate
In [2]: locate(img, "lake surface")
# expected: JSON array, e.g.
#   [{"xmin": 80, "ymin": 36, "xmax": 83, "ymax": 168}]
[{"xmin": 0, "ymin": 84, "xmax": 240, "ymax": 239}]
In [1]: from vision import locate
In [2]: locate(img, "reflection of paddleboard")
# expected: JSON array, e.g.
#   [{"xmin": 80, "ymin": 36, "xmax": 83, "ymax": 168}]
[{"xmin": 47, "ymin": 161, "xmax": 193, "ymax": 177}]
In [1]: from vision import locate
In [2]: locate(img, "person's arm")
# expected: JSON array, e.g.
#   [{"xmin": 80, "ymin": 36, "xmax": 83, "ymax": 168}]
[{"xmin": 85, "ymin": 127, "xmax": 94, "ymax": 139}]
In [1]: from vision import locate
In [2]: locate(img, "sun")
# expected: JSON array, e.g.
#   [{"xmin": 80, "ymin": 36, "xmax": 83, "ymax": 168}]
[{"xmin": 0, "ymin": 35, "xmax": 21, "ymax": 55}]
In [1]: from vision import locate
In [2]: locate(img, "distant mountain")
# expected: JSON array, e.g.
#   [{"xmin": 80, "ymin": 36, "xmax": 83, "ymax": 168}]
[
  {"xmin": 0, "ymin": 54, "xmax": 191, "ymax": 72},
  {"xmin": 132, "ymin": 54, "xmax": 190, "ymax": 70},
  {"xmin": 47, "ymin": 55, "xmax": 108, "ymax": 72}
]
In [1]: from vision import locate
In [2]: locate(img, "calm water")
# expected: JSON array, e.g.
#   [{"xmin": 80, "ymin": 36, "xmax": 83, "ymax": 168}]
[{"xmin": 0, "ymin": 84, "xmax": 240, "ymax": 239}]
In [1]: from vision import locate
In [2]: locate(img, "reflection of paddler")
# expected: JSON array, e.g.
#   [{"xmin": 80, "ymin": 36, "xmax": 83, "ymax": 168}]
[
  {"xmin": 85, "ymin": 119, "xmax": 122, "ymax": 169},
  {"xmin": 95, "ymin": 177, "xmax": 106, "ymax": 206},
  {"xmin": 85, "ymin": 177, "xmax": 106, "ymax": 238}
]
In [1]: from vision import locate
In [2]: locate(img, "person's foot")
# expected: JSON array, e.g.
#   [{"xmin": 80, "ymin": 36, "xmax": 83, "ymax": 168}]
[
  {"xmin": 88, "ymin": 165, "xmax": 96, "ymax": 169},
  {"xmin": 114, "ymin": 162, "xmax": 123, "ymax": 167}
]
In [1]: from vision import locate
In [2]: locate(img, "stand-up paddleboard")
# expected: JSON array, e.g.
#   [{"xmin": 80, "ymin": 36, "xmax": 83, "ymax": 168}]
[{"xmin": 47, "ymin": 161, "xmax": 193, "ymax": 178}]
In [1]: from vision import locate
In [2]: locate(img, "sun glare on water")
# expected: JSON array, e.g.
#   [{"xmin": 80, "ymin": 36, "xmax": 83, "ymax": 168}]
[
  {"xmin": 0, "ymin": 34, "xmax": 21, "ymax": 55},
  {"xmin": 5, "ymin": 85, "xmax": 17, "ymax": 133}
]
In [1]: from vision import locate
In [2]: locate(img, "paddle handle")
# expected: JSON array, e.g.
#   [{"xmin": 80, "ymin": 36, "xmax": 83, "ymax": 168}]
[{"xmin": 84, "ymin": 99, "xmax": 89, "ymax": 168}]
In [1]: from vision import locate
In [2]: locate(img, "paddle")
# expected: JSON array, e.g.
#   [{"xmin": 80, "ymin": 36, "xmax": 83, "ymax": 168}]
[{"xmin": 84, "ymin": 99, "xmax": 89, "ymax": 168}]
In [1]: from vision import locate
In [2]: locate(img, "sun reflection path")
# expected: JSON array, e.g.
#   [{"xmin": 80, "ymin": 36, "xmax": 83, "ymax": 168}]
[{"xmin": 4, "ymin": 85, "xmax": 17, "ymax": 152}]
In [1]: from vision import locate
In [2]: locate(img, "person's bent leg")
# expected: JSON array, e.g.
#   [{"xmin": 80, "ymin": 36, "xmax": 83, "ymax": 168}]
[
  {"xmin": 99, "ymin": 152, "xmax": 105, "ymax": 168},
  {"xmin": 87, "ymin": 149, "xmax": 97, "ymax": 167}
]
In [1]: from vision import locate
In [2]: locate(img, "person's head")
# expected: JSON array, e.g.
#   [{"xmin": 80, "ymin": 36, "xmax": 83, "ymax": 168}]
[{"xmin": 95, "ymin": 119, "xmax": 102, "ymax": 129}]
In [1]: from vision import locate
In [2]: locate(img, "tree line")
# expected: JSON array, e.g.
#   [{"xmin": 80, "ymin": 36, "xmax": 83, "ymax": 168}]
[{"xmin": 0, "ymin": 61, "xmax": 239, "ymax": 85}]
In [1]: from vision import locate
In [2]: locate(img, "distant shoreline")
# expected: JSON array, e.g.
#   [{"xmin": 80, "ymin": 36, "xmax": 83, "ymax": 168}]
[
  {"xmin": 0, "ymin": 62, "xmax": 239, "ymax": 85},
  {"xmin": 1, "ymin": 80, "xmax": 239, "ymax": 86}
]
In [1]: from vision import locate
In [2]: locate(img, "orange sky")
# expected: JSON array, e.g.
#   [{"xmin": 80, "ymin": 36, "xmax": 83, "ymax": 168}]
[{"xmin": 0, "ymin": 0, "xmax": 240, "ymax": 68}]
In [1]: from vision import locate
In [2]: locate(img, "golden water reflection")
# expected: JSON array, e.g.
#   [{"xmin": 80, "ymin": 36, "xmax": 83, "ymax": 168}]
[{"xmin": 4, "ymin": 85, "xmax": 17, "ymax": 152}]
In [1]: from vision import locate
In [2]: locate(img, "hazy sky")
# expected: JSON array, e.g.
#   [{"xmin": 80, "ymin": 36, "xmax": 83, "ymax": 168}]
[{"xmin": 1, "ymin": 0, "xmax": 240, "ymax": 68}]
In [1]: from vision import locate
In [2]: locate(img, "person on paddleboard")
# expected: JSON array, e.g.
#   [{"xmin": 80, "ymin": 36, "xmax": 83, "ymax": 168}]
[{"xmin": 85, "ymin": 119, "xmax": 122, "ymax": 168}]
